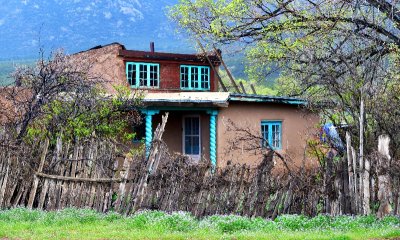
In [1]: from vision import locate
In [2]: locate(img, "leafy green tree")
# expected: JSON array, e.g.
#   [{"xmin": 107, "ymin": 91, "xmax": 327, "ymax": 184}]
[
  {"xmin": 170, "ymin": 0, "xmax": 400, "ymax": 156},
  {"xmin": 171, "ymin": 0, "xmax": 400, "ymax": 215}
]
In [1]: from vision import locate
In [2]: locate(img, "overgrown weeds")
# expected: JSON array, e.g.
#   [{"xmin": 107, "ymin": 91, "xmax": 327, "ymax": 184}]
[{"xmin": 0, "ymin": 208, "xmax": 399, "ymax": 239}]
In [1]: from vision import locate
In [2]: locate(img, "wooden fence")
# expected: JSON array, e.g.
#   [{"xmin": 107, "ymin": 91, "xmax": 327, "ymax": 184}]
[
  {"xmin": 0, "ymin": 113, "xmax": 320, "ymax": 217},
  {"xmin": 0, "ymin": 113, "xmax": 397, "ymax": 217}
]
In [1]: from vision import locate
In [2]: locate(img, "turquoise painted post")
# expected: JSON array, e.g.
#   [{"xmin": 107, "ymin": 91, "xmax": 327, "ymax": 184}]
[
  {"xmin": 141, "ymin": 109, "xmax": 159, "ymax": 157},
  {"xmin": 145, "ymin": 113, "xmax": 153, "ymax": 157},
  {"xmin": 207, "ymin": 110, "xmax": 218, "ymax": 168}
]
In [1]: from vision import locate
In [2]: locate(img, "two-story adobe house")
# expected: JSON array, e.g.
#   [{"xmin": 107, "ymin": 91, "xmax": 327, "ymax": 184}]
[{"xmin": 71, "ymin": 42, "xmax": 319, "ymax": 168}]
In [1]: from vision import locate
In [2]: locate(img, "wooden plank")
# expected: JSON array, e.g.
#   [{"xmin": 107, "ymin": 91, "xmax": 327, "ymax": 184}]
[
  {"xmin": 27, "ymin": 138, "xmax": 49, "ymax": 209},
  {"xmin": 212, "ymin": 45, "xmax": 240, "ymax": 93},
  {"xmin": 46, "ymin": 180, "xmax": 57, "ymax": 210},
  {"xmin": 0, "ymin": 155, "xmax": 11, "ymax": 207},
  {"xmin": 114, "ymin": 157, "xmax": 131, "ymax": 212},
  {"xmin": 131, "ymin": 113, "xmax": 169, "ymax": 213},
  {"xmin": 250, "ymin": 84, "xmax": 257, "ymax": 94},
  {"xmin": 37, "ymin": 179, "xmax": 49, "ymax": 209},
  {"xmin": 239, "ymin": 81, "xmax": 247, "ymax": 94},
  {"xmin": 34, "ymin": 172, "xmax": 122, "ymax": 183},
  {"xmin": 195, "ymin": 40, "xmax": 228, "ymax": 92}
]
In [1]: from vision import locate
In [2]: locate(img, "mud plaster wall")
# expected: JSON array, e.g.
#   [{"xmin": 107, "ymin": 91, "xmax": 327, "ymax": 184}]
[
  {"xmin": 216, "ymin": 102, "xmax": 320, "ymax": 168},
  {"xmin": 152, "ymin": 111, "xmax": 210, "ymax": 161},
  {"xmin": 69, "ymin": 44, "xmax": 127, "ymax": 94}
]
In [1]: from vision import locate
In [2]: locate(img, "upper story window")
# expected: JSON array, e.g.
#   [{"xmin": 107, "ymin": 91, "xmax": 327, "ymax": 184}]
[
  {"xmin": 126, "ymin": 62, "xmax": 159, "ymax": 88},
  {"xmin": 261, "ymin": 120, "xmax": 282, "ymax": 150},
  {"xmin": 180, "ymin": 65, "xmax": 210, "ymax": 90}
]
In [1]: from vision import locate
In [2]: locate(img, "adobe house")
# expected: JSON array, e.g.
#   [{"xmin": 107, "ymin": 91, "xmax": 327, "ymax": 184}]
[{"xmin": 71, "ymin": 43, "xmax": 319, "ymax": 168}]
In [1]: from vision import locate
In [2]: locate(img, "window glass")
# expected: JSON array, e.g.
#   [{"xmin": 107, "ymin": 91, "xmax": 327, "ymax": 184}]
[
  {"xmin": 180, "ymin": 66, "xmax": 189, "ymax": 88},
  {"xmin": 126, "ymin": 62, "xmax": 159, "ymax": 88},
  {"xmin": 180, "ymin": 65, "xmax": 210, "ymax": 90},
  {"xmin": 191, "ymin": 67, "xmax": 199, "ymax": 89},
  {"xmin": 139, "ymin": 64, "xmax": 147, "ymax": 86},
  {"xmin": 184, "ymin": 117, "xmax": 200, "ymax": 155},
  {"xmin": 261, "ymin": 121, "xmax": 282, "ymax": 149}
]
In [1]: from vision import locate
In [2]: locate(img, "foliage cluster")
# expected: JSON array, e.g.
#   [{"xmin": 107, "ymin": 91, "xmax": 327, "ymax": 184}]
[
  {"xmin": 170, "ymin": 0, "xmax": 400, "ymax": 157},
  {"xmin": 0, "ymin": 50, "xmax": 142, "ymax": 146}
]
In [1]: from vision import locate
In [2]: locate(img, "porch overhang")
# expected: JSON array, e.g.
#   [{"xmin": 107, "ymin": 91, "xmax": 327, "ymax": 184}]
[
  {"xmin": 229, "ymin": 93, "xmax": 307, "ymax": 105},
  {"xmin": 141, "ymin": 92, "xmax": 230, "ymax": 108}
]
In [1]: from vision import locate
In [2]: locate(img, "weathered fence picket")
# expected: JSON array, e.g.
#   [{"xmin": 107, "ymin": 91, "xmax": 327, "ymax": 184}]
[{"xmin": 0, "ymin": 118, "xmax": 397, "ymax": 218}]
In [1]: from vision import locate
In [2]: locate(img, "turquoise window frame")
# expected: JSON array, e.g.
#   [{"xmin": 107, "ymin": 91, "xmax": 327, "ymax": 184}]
[
  {"xmin": 261, "ymin": 120, "xmax": 282, "ymax": 150},
  {"xmin": 180, "ymin": 65, "xmax": 210, "ymax": 90},
  {"xmin": 126, "ymin": 62, "xmax": 160, "ymax": 88}
]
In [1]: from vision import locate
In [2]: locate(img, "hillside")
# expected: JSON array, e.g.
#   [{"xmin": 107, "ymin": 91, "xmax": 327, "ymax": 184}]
[
  {"xmin": 0, "ymin": 0, "xmax": 190, "ymax": 59},
  {"xmin": 0, "ymin": 59, "xmax": 35, "ymax": 85},
  {"xmin": 0, "ymin": 0, "xmax": 282, "ymax": 88}
]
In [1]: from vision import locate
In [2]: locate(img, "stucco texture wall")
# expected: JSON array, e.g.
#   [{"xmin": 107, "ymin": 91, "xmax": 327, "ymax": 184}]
[
  {"xmin": 216, "ymin": 102, "xmax": 320, "ymax": 169},
  {"xmin": 69, "ymin": 44, "xmax": 127, "ymax": 94},
  {"xmin": 152, "ymin": 111, "xmax": 211, "ymax": 161}
]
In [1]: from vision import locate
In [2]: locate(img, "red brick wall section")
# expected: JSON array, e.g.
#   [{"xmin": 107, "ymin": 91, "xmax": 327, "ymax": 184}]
[
  {"xmin": 159, "ymin": 62, "xmax": 180, "ymax": 90},
  {"xmin": 122, "ymin": 59, "xmax": 219, "ymax": 92}
]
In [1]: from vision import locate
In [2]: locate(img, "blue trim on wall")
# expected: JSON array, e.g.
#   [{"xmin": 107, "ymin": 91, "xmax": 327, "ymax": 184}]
[
  {"xmin": 145, "ymin": 106, "xmax": 217, "ymax": 112},
  {"xmin": 207, "ymin": 110, "xmax": 218, "ymax": 168}
]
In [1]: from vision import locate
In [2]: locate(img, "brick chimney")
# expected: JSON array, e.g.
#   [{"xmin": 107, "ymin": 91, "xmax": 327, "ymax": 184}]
[{"xmin": 150, "ymin": 42, "xmax": 155, "ymax": 52}]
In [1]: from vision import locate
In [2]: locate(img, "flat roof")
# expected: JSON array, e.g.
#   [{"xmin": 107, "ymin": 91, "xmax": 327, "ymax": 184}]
[
  {"xmin": 142, "ymin": 92, "xmax": 230, "ymax": 108},
  {"xmin": 141, "ymin": 92, "xmax": 306, "ymax": 108},
  {"xmin": 73, "ymin": 42, "xmax": 220, "ymax": 65},
  {"xmin": 118, "ymin": 49, "xmax": 220, "ymax": 64},
  {"xmin": 229, "ymin": 93, "xmax": 306, "ymax": 105}
]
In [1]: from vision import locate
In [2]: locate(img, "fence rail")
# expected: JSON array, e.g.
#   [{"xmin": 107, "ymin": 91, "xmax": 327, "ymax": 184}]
[{"xmin": 0, "ymin": 114, "xmax": 397, "ymax": 218}]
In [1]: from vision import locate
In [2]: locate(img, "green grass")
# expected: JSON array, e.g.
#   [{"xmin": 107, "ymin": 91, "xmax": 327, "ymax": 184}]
[{"xmin": 0, "ymin": 208, "xmax": 399, "ymax": 239}]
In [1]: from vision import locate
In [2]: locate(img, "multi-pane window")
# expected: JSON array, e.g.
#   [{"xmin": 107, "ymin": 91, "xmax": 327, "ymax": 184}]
[
  {"xmin": 261, "ymin": 121, "xmax": 282, "ymax": 150},
  {"xmin": 180, "ymin": 65, "xmax": 210, "ymax": 90},
  {"xmin": 184, "ymin": 116, "xmax": 200, "ymax": 156},
  {"xmin": 126, "ymin": 62, "xmax": 159, "ymax": 88}
]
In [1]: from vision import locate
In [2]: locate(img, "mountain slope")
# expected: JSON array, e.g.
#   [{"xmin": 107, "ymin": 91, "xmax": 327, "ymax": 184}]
[{"xmin": 0, "ymin": 0, "xmax": 191, "ymax": 59}]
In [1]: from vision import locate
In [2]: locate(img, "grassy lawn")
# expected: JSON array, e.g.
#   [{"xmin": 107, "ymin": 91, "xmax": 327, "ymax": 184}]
[{"xmin": 0, "ymin": 208, "xmax": 399, "ymax": 240}]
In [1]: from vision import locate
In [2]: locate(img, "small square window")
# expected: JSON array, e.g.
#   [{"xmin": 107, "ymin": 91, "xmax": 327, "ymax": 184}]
[{"xmin": 261, "ymin": 121, "xmax": 282, "ymax": 150}]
